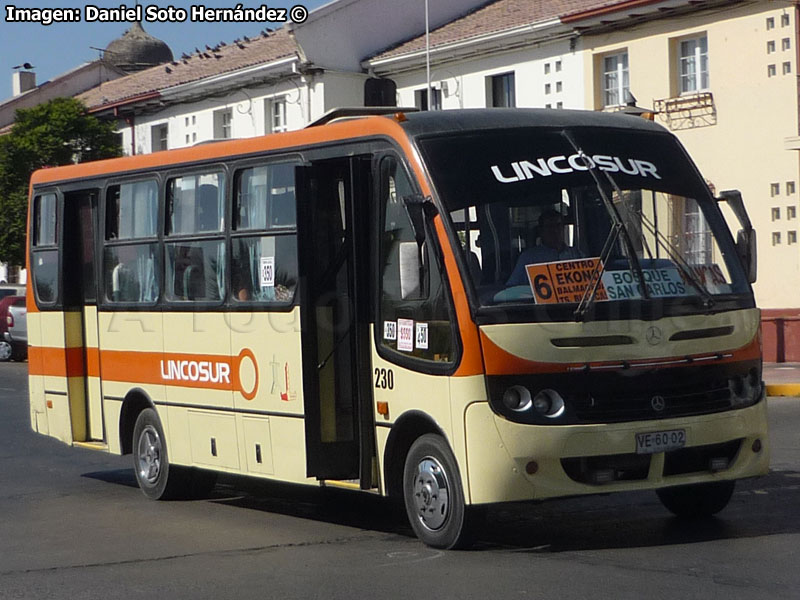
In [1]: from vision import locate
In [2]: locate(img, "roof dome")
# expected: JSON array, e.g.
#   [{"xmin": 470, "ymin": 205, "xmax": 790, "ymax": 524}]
[{"xmin": 105, "ymin": 22, "xmax": 173, "ymax": 72}]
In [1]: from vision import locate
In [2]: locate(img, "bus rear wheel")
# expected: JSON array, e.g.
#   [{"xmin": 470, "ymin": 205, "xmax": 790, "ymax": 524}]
[
  {"xmin": 656, "ymin": 480, "xmax": 735, "ymax": 518},
  {"xmin": 132, "ymin": 408, "xmax": 190, "ymax": 500},
  {"xmin": 403, "ymin": 434, "xmax": 473, "ymax": 549}
]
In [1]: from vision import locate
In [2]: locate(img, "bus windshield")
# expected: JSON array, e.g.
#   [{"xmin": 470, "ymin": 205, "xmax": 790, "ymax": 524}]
[{"xmin": 418, "ymin": 127, "xmax": 750, "ymax": 316}]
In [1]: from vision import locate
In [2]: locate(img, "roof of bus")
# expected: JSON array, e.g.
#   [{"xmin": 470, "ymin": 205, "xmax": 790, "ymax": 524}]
[
  {"xmin": 397, "ymin": 107, "xmax": 666, "ymax": 137},
  {"xmin": 29, "ymin": 108, "xmax": 666, "ymax": 187}
]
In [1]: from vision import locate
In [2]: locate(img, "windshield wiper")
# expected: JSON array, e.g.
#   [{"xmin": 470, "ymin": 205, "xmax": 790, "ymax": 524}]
[
  {"xmin": 562, "ymin": 130, "xmax": 650, "ymax": 321},
  {"xmin": 583, "ymin": 153, "xmax": 716, "ymax": 311}
]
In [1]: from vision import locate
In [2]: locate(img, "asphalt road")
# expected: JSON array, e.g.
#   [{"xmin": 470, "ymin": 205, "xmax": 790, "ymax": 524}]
[{"xmin": 1, "ymin": 360, "xmax": 799, "ymax": 599}]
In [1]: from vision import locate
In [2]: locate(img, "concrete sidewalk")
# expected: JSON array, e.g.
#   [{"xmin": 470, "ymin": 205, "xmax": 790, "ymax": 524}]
[{"xmin": 764, "ymin": 362, "xmax": 800, "ymax": 396}]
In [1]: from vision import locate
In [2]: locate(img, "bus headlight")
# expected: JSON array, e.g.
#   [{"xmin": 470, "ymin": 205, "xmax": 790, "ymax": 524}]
[
  {"xmin": 502, "ymin": 385, "xmax": 532, "ymax": 412},
  {"xmin": 729, "ymin": 368, "xmax": 762, "ymax": 408},
  {"xmin": 532, "ymin": 389, "xmax": 566, "ymax": 418}
]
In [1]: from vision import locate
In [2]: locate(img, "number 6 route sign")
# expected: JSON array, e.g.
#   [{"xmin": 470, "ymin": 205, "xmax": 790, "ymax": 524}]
[{"xmin": 525, "ymin": 258, "xmax": 608, "ymax": 304}]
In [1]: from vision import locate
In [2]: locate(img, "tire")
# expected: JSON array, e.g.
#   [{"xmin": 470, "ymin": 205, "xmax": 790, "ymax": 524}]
[
  {"xmin": 0, "ymin": 341, "xmax": 11, "ymax": 362},
  {"xmin": 656, "ymin": 480, "xmax": 735, "ymax": 518},
  {"xmin": 132, "ymin": 408, "xmax": 190, "ymax": 500},
  {"xmin": 10, "ymin": 344, "xmax": 26, "ymax": 362},
  {"xmin": 403, "ymin": 434, "xmax": 473, "ymax": 549}
]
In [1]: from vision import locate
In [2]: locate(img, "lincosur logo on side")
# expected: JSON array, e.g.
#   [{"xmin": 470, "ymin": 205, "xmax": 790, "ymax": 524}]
[{"xmin": 490, "ymin": 153, "xmax": 662, "ymax": 183}]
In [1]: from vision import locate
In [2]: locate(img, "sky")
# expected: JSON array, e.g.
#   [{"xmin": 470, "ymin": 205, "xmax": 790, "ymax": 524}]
[{"xmin": 0, "ymin": 0, "xmax": 331, "ymax": 100}]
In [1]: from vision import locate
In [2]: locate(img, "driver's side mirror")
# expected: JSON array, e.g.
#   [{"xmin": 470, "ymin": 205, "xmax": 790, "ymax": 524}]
[{"xmin": 717, "ymin": 189, "xmax": 757, "ymax": 284}]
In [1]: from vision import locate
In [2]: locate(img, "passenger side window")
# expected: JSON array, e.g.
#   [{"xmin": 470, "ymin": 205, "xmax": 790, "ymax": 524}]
[
  {"xmin": 165, "ymin": 171, "xmax": 226, "ymax": 302},
  {"xmin": 103, "ymin": 181, "xmax": 160, "ymax": 304},
  {"xmin": 231, "ymin": 161, "xmax": 299, "ymax": 304},
  {"xmin": 31, "ymin": 193, "xmax": 59, "ymax": 304},
  {"xmin": 378, "ymin": 156, "xmax": 454, "ymax": 363}
]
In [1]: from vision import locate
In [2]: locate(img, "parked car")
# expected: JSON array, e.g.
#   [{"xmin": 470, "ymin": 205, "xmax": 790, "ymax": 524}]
[
  {"xmin": 3, "ymin": 295, "xmax": 27, "ymax": 361},
  {"xmin": 0, "ymin": 295, "xmax": 19, "ymax": 361},
  {"xmin": 0, "ymin": 284, "xmax": 24, "ymax": 300}
]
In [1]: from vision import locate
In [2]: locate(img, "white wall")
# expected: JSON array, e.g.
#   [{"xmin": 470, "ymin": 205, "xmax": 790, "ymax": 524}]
[{"xmin": 391, "ymin": 40, "xmax": 584, "ymax": 111}]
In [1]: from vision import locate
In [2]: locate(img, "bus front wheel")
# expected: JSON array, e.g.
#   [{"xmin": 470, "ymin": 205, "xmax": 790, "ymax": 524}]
[
  {"xmin": 132, "ymin": 408, "xmax": 189, "ymax": 500},
  {"xmin": 656, "ymin": 480, "xmax": 735, "ymax": 518},
  {"xmin": 403, "ymin": 434, "xmax": 472, "ymax": 549}
]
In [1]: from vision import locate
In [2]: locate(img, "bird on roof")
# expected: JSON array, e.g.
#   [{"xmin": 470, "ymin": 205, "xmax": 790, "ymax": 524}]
[
  {"xmin": 181, "ymin": 52, "xmax": 191, "ymax": 60},
  {"xmin": 243, "ymin": 35, "xmax": 250, "ymax": 42},
  {"xmin": 236, "ymin": 42, "xmax": 245, "ymax": 49},
  {"xmin": 165, "ymin": 66, "xmax": 172, "ymax": 73},
  {"xmin": 12, "ymin": 63, "xmax": 35, "ymax": 70},
  {"xmin": 219, "ymin": 41, "xmax": 226, "ymax": 46}
]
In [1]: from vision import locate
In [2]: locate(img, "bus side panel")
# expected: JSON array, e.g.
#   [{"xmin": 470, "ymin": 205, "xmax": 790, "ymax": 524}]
[
  {"xmin": 229, "ymin": 309, "xmax": 312, "ymax": 484},
  {"xmin": 370, "ymin": 345, "xmax": 452, "ymax": 495},
  {"xmin": 27, "ymin": 309, "xmax": 48, "ymax": 436},
  {"xmin": 97, "ymin": 311, "xmax": 165, "ymax": 455},
  {"xmin": 163, "ymin": 312, "xmax": 233, "ymax": 469}
]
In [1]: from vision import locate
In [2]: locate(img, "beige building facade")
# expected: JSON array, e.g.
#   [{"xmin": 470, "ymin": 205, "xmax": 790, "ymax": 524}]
[{"xmin": 576, "ymin": 1, "xmax": 800, "ymax": 310}]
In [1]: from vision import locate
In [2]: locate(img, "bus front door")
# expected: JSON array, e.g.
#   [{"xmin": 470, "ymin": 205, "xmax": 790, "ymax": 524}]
[
  {"xmin": 296, "ymin": 157, "xmax": 375, "ymax": 485},
  {"xmin": 62, "ymin": 190, "xmax": 105, "ymax": 442}
]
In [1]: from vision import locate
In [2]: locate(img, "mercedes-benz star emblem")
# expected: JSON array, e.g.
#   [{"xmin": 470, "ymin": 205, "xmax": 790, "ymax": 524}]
[
  {"xmin": 646, "ymin": 326, "xmax": 663, "ymax": 345},
  {"xmin": 651, "ymin": 395, "xmax": 666, "ymax": 412}
]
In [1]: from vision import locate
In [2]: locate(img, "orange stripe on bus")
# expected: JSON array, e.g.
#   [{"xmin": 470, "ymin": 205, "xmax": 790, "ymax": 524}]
[
  {"xmin": 480, "ymin": 331, "xmax": 762, "ymax": 376},
  {"xmin": 28, "ymin": 347, "xmax": 259, "ymax": 399},
  {"xmin": 434, "ymin": 216, "xmax": 484, "ymax": 377}
]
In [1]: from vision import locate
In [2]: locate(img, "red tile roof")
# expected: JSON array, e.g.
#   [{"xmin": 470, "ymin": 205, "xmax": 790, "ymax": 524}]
[
  {"xmin": 369, "ymin": 0, "xmax": 644, "ymax": 61},
  {"xmin": 78, "ymin": 28, "xmax": 299, "ymax": 110}
]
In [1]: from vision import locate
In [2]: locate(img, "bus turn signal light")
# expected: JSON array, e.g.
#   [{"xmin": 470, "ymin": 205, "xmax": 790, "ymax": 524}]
[{"xmin": 377, "ymin": 401, "xmax": 389, "ymax": 417}]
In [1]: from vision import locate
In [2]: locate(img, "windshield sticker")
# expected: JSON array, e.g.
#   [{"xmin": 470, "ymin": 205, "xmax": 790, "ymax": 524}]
[
  {"xmin": 397, "ymin": 319, "xmax": 414, "ymax": 352},
  {"xmin": 491, "ymin": 154, "xmax": 661, "ymax": 184},
  {"xmin": 601, "ymin": 268, "xmax": 688, "ymax": 300},
  {"xmin": 415, "ymin": 323, "xmax": 429, "ymax": 350},
  {"xmin": 384, "ymin": 321, "xmax": 397, "ymax": 341},
  {"xmin": 525, "ymin": 258, "xmax": 608, "ymax": 304}
]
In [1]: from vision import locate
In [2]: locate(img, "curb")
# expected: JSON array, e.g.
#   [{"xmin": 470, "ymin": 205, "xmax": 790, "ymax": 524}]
[{"xmin": 766, "ymin": 383, "xmax": 800, "ymax": 397}]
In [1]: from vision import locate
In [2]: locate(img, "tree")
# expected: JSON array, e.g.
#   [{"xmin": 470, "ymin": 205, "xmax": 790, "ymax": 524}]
[{"xmin": 0, "ymin": 97, "xmax": 121, "ymax": 265}]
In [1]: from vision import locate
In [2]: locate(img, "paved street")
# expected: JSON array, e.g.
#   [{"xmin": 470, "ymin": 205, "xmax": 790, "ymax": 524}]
[{"xmin": 1, "ymin": 360, "xmax": 799, "ymax": 599}]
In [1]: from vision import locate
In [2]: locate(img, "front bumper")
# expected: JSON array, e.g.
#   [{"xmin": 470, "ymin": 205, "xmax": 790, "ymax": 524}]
[{"xmin": 464, "ymin": 397, "xmax": 769, "ymax": 504}]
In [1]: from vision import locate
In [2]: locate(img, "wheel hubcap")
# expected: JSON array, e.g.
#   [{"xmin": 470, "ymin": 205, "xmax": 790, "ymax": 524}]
[
  {"xmin": 0, "ymin": 341, "xmax": 11, "ymax": 361},
  {"xmin": 412, "ymin": 456, "xmax": 450, "ymax": 531},
  {"xmin": 137, "ymin": 425, "xmax": 162, "ymax": 484}
]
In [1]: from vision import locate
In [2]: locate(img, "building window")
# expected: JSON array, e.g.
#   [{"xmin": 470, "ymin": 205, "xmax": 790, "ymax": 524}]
[
  {"xmin": 603, "ymin": 51, "xmax": 629, "ymax": 107},
  {"xmin": 773, "ymin": 232, "xmax": 782, "ymax": 245},
  {"xmin": 555, "ymin": 60, "xmax": 562, "ymax": 72},
  {"xmin": 151, "ymin": 123, "xmax": 168, "ymax": 152},
  {"xmin": 213, "ymin": 108, "xmax": 232, "ymax": 139},
  {"xmin": 544, "ymin": 63, "xmax": 551, "ymax": 75},
  {"xmin": 556, "ymin": 81, "xmax": 563, "ymax": 93},
  {"xmin": 768, "ymin": 40, "xmax": 776, "ymax": 53},
  {"xmin": 556, "ymin": 101, "xmax": 563, "ymax": 109},
  {"xmin": 772, "ymin": 207, "xmax": 781, "ymax": 221},
  {"xmin": 545, "ymin": 83, "xmax": 552, "ymax": 95},
  {"xmin": 772, "ymin": 182, "xmax": 781, "ymax": 196},
  {"xmin": 790, "ymin": 231, "xmax": 798, "ymax": 244},
  {"xmin": 767, "ymin": 17, "xmax": 775, "ymax": 30},
  {"xmin": 679, "ymin": 36, "xmax": 709, "ymax": 93},
  {"xmin": 545, "ymin": 103, "xmax": 552, "ymax": 109},
  {"xmin": 788, "ymin": 181, "xmax": 796, "ymax": 195},
  {"xmin": 768, "ymin": 64, "xmax": 777, "ymax": 76},
  {"xmin": 684, "ymin": 199, "xmax": 712, "ymax": 264},
  {"xmin": 783, "ymin": 38, "xmax": 792, "ymax": 51},
  {"xmin": 788, "ymin": 206, "xmax": 797, "ymax": 219},
  {"xmin": 414, "ymin": 87, "xmax": 442, "ymax": 111},
  {"xmin": 488, "ymin": 72, "xmax": 516, "ymax": 107},
  {"xmin": 784, "ymin": 61, "xmax": 792, "ymax": 74},
  {"xmin": 266, "ymin": 98, "xmax": 288, "ymax": 132},
  {"xmin": 782, "ymin": 13, "xmax": 790, "ymax": 27}
]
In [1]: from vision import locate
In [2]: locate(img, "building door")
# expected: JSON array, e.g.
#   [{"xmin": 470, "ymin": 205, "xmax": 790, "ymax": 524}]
[{"xmin": 296, "ymin": 156, "xmax": 375, "ymax": 484}]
